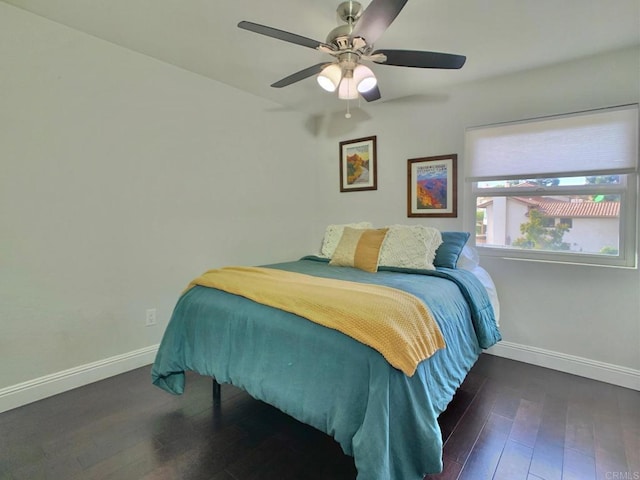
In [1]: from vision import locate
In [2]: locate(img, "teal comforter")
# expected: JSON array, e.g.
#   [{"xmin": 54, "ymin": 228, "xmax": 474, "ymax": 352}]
[{"xmin": 152, "ymin": 257, "xmax": 501, "ymax": 479}]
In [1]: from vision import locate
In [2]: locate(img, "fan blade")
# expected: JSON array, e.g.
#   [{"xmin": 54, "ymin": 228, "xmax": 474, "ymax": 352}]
[
  {"xmin": 372, "ymin": 49, "xmax": 466, "ymax": 69},
  {"xmin": 350, "ymin": 0, "xmax": 408, "ymax": 45},
  {"xmin": 360, "ymin": 85, "xmax": 382, "ymax": 102},
  {"xmin": 238, "ymin": 21, "xmax": 324, "ymax": 50},
  {"xmin": 271, "ymin": 63, "xmax": 329, "ymax": 88}
]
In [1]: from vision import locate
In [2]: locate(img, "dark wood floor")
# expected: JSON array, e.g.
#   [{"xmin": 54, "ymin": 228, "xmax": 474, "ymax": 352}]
[{"xmin": 0, "ymin": 354, "xmax": 638, "ymax": 480}]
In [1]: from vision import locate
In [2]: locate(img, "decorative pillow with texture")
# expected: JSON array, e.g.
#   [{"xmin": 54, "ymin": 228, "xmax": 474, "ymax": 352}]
[
  {"xmin": 434, "ymin": 231, "xmax": 471, "ymax": 268},
  {"xmin": 378, "ymin": 225, "xmax": 442, "ymax": 270},
  {"xmin": 329, "ymin": 227, "xmax": 389, "ymax": 272},
  {"xmin": 320, "ymin": 222, "xmax": 372, "ymax": 258}
]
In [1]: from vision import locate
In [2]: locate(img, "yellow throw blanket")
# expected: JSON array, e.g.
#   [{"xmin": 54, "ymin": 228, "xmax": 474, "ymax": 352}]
[{"xmin": 187, "ymin": 266, "xmax": 445, "ymax": 376}]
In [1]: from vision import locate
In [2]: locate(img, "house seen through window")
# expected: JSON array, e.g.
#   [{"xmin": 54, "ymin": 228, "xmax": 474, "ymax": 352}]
[{"xmin": 476, "ymin": 177, "xmax": 622, "ymax": 255}]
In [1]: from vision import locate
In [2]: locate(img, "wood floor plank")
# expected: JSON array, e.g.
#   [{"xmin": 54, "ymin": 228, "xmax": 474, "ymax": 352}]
[
  {"xmin": 423, "ymin": 456, "xmax": 462, "ymax": 480},
  {"xmin": 529, "ymin": 441, "xmax": 564, "ymax": 480},
  {"xmin": 1, "ymin": 354, "xmax": 637, "ymax": 480},
  {"xmin": 0, "ymin": 443, "xmax": 46, "ymax": 474},
  {"xmin": 594, "ymin": 420, "xmax": 631, "ymax": 479},
  {"xmin": 442, "ymin": 378, "xmax": 501, "ymax": 464},
  {"xmin": 491, "ymin": 385, "xmax": 523, "ymax": 420},
  {"xmin": 509, "ymin": 398, "xmax": 543, "ymax": 448},
  {"xmin": 618, "ymin": 386, "xmax": 640, "ymax": 476},
  {"xmin": 493, "ymin": 440, "xmax": 532, "ymax": 480},
  {"xmin": 562, "ymin": 447, "xmax": 596, "ymax": 480},
  {"xmin": 564, "ymin": 401, "xmax": 595, "ymax": 457},
  {"xmin": 528, "ymin": 393, "xmax": 568, "ymax": 480},
  {"xmin": 68, "ymin": 439, "xmax": 160, "ymax": 480},
  {"xmin": 622, "ymin": 426, "xmax": 640, "ymax": 476},
  {"xmin": 8, "ymin": 453, "xmax": 83, "ymax": 480},
  {"xmin": 456, "ymin": 412, "xmax": 512, "ymax": 480},
  {"xmin": 438, "ymin": 388, "xmax": 477, "ymax": 442}
]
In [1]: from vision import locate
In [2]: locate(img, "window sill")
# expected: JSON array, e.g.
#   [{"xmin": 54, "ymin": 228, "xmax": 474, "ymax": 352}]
[{"xmin": 477, "ymin": 247, "xmax": 637, "ymax": 269}]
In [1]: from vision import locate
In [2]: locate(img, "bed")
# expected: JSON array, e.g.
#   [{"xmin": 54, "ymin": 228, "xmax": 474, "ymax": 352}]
[{"xmin": 152, "ymin": 227, "xmax": 501, "ymax": 480}]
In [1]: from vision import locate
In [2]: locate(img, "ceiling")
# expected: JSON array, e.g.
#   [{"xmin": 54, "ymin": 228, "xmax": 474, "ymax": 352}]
[{"xmin": 4, "ymin": 0, "xmax": 640, "ymax": 114}]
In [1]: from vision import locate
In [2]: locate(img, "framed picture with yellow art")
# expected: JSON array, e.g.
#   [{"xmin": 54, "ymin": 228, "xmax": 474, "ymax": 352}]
[
  {"xmin": 407, "ymin": 154, "xmax": 457, "ymax": 217},
  {"xmin": 339, "ymin": 136, "xmax": 377, "ymax": 192}
]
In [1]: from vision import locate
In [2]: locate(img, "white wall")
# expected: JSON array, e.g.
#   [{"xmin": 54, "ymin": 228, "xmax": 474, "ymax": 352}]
[
  {"xmin": 564, "ymin": 217, "xmax": 619, "ymax": 253},
  {"xmin": 0, "ymin": 3, "xmax": 319, "ymax": 391},
  {"xmin": 314, "ymin": 46, "xmax": 640, "ymax": 383},
  {"xmin": 2, "ymin": 2, "xmax": 638, "ymax": 408}
]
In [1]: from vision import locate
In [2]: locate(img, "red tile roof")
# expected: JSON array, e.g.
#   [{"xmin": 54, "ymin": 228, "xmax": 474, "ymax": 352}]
[
  {"xmin": 478, "ymin": 197, "xmax": 620, "ymax": 218},
  {"xmin": 536, "ymin": 201, "xmax": 619, "ymax": 218}
]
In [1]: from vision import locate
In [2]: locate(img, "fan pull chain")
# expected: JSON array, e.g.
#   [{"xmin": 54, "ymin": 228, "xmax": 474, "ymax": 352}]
[{"xmin": 345, "ymin": 99, "xmax": 351, "ymax": 119}]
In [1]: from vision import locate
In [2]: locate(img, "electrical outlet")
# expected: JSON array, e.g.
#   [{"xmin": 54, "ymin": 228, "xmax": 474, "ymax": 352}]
[{"xmin": 145, "ymin": 308, "xmax": 157, "ymax": 326}]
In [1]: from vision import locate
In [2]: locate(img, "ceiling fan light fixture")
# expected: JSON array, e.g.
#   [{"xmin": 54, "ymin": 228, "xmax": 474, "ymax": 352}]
[
  {"xmin": 338, "ymin": 76, "xmax": 359, "ymax": 100},
  {"xmin": 353, "ymin": 64, "xmax": 377, "ymax": 93},
  {"xmin": 317, "ymin": 64, "xmax": 342, "ymax": 92}
]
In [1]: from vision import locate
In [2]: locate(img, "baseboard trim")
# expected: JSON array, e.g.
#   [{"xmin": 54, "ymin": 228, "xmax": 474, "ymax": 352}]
[
  {"xmin": 487, "ymin": 341, "xmax": 640, "ymax": 391},
  {"xmin": 0, "ymin": 345, "xmax": 159, "ymax": 414},
  {"xmin": 2, "ymin": 342, "xmax": 636, "ymax": 414}
]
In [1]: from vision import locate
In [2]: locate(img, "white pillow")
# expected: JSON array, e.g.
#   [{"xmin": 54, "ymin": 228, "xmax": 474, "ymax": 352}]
[
  {"xmin": 469, "ymin": 265, "xmax": 501, "ymax": 326},
  {"xmin": 457, "ymin": 245, "xmax": 480, "ymax": 271},
  {"xmin": 378, "ymin": 225, "xmax": 442, "ymax": 270},
  {"xmin": 319, "ymin": 222, "xmax": 373, "ymax": 258}
]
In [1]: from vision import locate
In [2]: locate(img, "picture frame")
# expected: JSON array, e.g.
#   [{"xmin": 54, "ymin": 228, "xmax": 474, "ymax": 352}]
[
  {"xmin": 339, "ymin": 136, "xmax": 377, "ymax": 192},
  {"xmin": 407, "ymin": 154, "xmax": 458, "ymax": 217}
]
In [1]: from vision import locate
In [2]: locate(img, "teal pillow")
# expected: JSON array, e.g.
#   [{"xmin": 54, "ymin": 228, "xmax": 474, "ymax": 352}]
[{"xmin": 434, "ymin": 232, "xmax": 471, "ymax": 268}]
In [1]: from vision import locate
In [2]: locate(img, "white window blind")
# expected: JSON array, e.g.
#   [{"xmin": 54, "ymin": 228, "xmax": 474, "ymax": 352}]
[{"xmin": 466, "ymin": 104, "xmax": 638, "ymax": 182}]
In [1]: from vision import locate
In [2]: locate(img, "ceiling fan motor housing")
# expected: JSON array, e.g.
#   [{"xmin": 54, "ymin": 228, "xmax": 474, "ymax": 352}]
[
  {"xmin": 328, "ymin": 1, "xmax": 364, "ymax": 50},
  {"xmin": 326, "ymin": 24, "xmax": 354, "ymax": 49},
  {"xmin": 336, "ymin": 1, "xmax": 363, "ymax": 23}
]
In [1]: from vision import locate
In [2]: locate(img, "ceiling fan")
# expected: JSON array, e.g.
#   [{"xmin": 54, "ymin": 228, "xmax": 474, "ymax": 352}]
[{"xmin": 237, "ymin": 0, "xmax": 466, "ymax": 104}]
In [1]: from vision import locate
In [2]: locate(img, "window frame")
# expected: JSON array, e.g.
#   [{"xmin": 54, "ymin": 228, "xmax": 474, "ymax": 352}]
[
  {"xmin": 471, "ymin": 178, "xmax": 637, "ymax": 267},
  {"xmin": 466, "ymin": 105, "xmax": 639, "ymax": 269}
]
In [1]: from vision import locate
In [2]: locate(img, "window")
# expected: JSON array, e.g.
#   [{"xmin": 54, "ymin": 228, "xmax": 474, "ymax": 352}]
[
  {"xmin": 559, "ymin": 218, "xmax": 573, "ymax": 229},
  {"xmin": 467, "ymin": 105, "xmax": 638, "ymax": 267},
  {"xmin": 540, "ymin": 216, "xmax": 556, "ymax": 229}
]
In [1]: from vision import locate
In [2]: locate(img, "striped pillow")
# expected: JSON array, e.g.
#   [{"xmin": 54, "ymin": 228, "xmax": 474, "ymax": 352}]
[{"xmin": 329, "ymin": 227, "xmax": 389, "ymax": 272}]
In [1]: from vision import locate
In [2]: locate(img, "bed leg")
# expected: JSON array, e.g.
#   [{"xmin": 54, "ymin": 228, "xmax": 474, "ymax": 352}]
[{"xmin": 212, "ymin": 378, "xmax": 221, "ymax": 407}]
